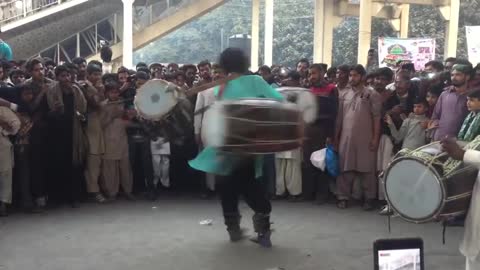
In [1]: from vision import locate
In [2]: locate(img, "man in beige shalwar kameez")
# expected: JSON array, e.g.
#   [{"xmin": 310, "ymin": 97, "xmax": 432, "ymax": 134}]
[
  {"xmin": 335, "ymin": 65, "xmax": 382, "ymax": 210},
  {"xmin": 0, "ymin": 106, "xmax": 20, "ymax": 216}
]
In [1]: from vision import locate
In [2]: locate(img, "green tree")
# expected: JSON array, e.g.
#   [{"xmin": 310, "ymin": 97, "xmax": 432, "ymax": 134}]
[{"xmin": 134, "ymin": 0, "xmax": 480, "ymax": 67}]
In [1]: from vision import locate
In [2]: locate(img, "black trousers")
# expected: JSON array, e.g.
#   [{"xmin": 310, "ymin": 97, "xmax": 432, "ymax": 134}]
[
  {"xmin": 301, "ymin": 124, "xmax": 333, "ymax": 200},
  {"xmin": 217, "ymin": 159, "xmax": 271, "ymax": 215},
  {"xmin": 29, "ymin": 142, "xmax": 48, "ymax": 200},
  {"xmin": 13, "ymin": 145, "xmax": 33, "ymax": 208},
  {"xmin": 301, "ymin": 162, "xmax": 330, "ymax": 200},
  {"xmin": 128, "ymin": 138, "xmax": 154, "ymax": 193}
]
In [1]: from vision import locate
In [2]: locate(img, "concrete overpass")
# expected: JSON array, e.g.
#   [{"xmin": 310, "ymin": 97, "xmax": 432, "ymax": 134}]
[
  {"xmin": 87, "ymin": 0, "xmax": 226, "ymax": 67},
  {"xmin": 0, "ymin": 0, "xmax": 461, "ymax": 68},
  {"xmin": 0, "ymin": 0, "xmax": 227, "ymax": 67}
]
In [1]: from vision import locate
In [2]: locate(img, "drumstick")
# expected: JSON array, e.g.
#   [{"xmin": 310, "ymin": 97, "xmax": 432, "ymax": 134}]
[
  {"xmin": 183, "ymin": 74, "xmax": 241, "ymax": 97},
  {"xmin": 104, "ymin": 98, "xmax": 135, "ymax": 105}
]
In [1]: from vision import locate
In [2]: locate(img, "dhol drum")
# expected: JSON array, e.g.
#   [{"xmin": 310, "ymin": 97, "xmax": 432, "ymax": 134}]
[
  {"xmin": 384, "ymin": 140, "xmax": 479, "ymax": 223},
  {"xmin": 202, "ymin": 98, "xmax": 304, "ymax": 154},
  {"xmin": 276, "ymin": 87, "xmax": 318, "ymax": 124},
  {"xmin": 134, "ymin": 79, "xmax": 193, "ymax": 143}
]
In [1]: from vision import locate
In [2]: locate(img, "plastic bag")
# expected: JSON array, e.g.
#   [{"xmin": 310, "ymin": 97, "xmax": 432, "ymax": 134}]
[
  {"xmin": 325, "ymin": 144, "xmax": 340, "ymax": 177},
  {"xmin": 310, "ymin": 148, "xmax": 326, "ymax": 171}
]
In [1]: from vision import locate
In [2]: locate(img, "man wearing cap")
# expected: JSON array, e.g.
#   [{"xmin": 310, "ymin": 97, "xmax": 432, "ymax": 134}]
[{"xmin": 430, "ymin": 62, "xmax": 472, "ymax": 141}]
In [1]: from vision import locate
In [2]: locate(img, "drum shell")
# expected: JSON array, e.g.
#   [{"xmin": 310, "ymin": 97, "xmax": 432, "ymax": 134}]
[
  {"xmin": 161, "ymin": 98, "xmax": 194, "ymax": 145},
  {"xmin": 206, "ymin": 99, "xmax": 303, "ymax": 154},
  {"xmin": 437, "ymin": 166, "xmax": 477, "ymax": 219}
]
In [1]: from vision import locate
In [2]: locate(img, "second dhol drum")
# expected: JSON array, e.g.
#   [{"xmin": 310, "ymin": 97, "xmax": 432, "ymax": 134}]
[
  {"xmin": 134, "ymin": 79, "xmax": 193, "ymax": 144},
  {"xmin": 384, "ymin": 140, "xmax": 479, "ymax": 223},
  {"xmin": 203, "ymin": 98, "xmax": 304, "ymax": 154}
]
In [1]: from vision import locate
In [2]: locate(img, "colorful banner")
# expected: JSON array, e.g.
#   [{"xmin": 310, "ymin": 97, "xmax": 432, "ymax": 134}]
[
  {"xmin": 466, "ymin": 26, "xmax": 480, "ymax": 65},
  {"xmin": 378, "ymin": 37, "xmax": 436, "ymax": 71}
]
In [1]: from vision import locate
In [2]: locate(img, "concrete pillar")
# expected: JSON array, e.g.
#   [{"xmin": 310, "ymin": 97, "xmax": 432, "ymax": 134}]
[
  {"xmin": 122, "ymin": 0, "xmax": 134, "ymax": 68},
  {"xmin": 264, "ymin": 0, "xmax": 274, "ymax": 66},
  {"xmin": 357, "ymin": 0, "xmax": 372, "ymax": 66},
  {"xmin": 444, "ymin": 0, "xmax": 459, "ymax": 58},
  {"xmin": 314, "ymin": 0, "xmax": 340, "ymax": 66},
  {"xmin": 76, "ymin": 33, "xmax": 80, "ymax": 57},
  {"xmin": 251, "ymin": 0, "xmax": 260, "ymax": 71},
  {"xmin": 313, "ymin": 0, "xmax": 325, "ymax": 64},
  {"xmin": 400, "ymin": 4, "xmax": 409, "ymax": 38}
]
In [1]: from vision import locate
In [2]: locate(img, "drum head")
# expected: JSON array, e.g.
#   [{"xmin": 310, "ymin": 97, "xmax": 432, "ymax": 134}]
[
  {"xmin": 277, "ymin": 87, "xmax": 318, "ymax": 124},
  {"xmin": 134, "ymin": 79, "xmax": 178, "ymax": 120},
  {"xmin": 385, "ymin": 158, "xmax": 443, "ymax": 222}
]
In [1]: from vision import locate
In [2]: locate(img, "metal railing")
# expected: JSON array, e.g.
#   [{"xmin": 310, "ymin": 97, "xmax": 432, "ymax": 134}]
[
  {"xmin": 37, "ymin": 0, "xmax": 190, "ymax": 63},
  {"xmin": 0, "ymin": 0, "xmax": 72, "ymax": 25}
]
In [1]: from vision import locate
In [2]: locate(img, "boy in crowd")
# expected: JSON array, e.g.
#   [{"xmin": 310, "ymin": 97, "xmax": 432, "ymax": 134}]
[
  {"xmin": 0, "ymin": 104, "xmax": 20, "ymax": 216},
  {"xmin": 426, "ymin": 84, "xmax": 443, "ymax": 118},
  {"xmin": 25, "ymin": 58, "xmax": 54, "ymax": 210},
  {"xmin": 8, "ymin": 69, "xmax": 25, "ymax": 86},
  {"xmin": 13, "ymin": 85, "xmax": 37, "ymax": 212},
  {"xmin": 386, "ymin": 98, "xmax": 429, "ymax": 150},
  {"xmin": 100, "ymin": 82, "xmax": 134, "ymax": 200},
  {"xmin": 457, "ymin": 89, "xmax": 480, "ymax": 142},
  {"xmin": 83, "ymin": 63, "xmax": 108, "ymax": 203},
  {"xmin": 46, "ymin": 65, "xmax": 87, "ymax": 207}
]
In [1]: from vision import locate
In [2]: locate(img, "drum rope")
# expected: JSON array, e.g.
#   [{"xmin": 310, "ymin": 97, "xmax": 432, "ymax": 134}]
[
  {"xmin": 223, "ymin": 137, "xmax": 302, "ymax": 144},
  {"xmin": 225, "ymin": 116, "xmax": 300, "ymax": 125}
]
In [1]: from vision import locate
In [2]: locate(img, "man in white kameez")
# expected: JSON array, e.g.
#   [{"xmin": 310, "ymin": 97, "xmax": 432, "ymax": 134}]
[
  {"xmin": 194, "ymin": 64, "xmax": 226, "ymax": 198},
  {"xmin": 442, "ymin": 137, "xmax": 480, "ymax": 270}
]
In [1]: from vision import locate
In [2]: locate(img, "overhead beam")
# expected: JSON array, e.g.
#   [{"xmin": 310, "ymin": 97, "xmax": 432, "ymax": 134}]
[{"xmin": 372, "ymin": 0, "xmax": 449, "ymax": 5}]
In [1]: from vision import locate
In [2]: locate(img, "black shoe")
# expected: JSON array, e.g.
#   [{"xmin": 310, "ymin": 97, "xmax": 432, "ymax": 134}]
[
  {"xmin": 228, "ymin": 228, "xmax": 247, "ymax": 242},
  {"xmin": 288, "ymin": 195, "xmax": 303, "ymax": 203},
  {"xmin": 0, "ymin": 203, "xmax": 7, "ymax": 217},
  {"xmin": 25, "ymin": 205, "xmax": 45, "ymax": 214},
  {"xmin": 146, "ymin": 191, "xmax": 157, "ymax": 201},
  {"xmin": 71, "ymin": 201, "xmax": 81, "ymax": 208},
  {"xmin": 250, "ymin": 231, "xmax": 272, "ymax": 248},
  {"xmin": 125, "ymin": 193, "xmax": 136, "ymax": 201},
  {"xmin": 363, "ymin": 199, "xmax": 375, "ymax": 211}
]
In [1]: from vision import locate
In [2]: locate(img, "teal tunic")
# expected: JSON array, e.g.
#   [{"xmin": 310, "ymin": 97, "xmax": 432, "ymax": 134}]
[
  {"xmin": 0, "ymin": 41, "xmax": 12, "ymax": 61},
  {"xmin": 188, "ymin": 75, "xmax": 284, "ymax": 178}
]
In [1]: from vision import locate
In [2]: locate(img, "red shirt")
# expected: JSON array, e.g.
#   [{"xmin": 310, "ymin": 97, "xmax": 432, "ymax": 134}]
[{"xmin": 310, "ymin": 83, "xmax": 336, "ymax": 96}]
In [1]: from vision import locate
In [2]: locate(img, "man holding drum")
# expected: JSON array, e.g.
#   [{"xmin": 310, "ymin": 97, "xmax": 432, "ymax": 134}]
[
  {"xmin": 442, "ymin": 138, "xmax": 480, "ymax": 270},
  {"xmin": 189, "ymin": 48, "xmax": 283, "ymax": 248}
]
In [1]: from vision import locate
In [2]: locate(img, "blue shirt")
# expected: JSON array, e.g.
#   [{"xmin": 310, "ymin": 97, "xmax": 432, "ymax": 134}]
[{"xmin": 0, "ymin": 41, "xmax": 13, "ymax": 61}]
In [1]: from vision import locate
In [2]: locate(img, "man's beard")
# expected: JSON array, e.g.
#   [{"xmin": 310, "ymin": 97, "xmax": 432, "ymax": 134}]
[{"xmin": 452, "ymin": 80, "xmax": 466, "ymax": 87}]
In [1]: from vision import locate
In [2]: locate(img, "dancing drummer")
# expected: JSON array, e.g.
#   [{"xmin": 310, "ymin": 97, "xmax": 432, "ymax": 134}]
[
  {"xmin": 189, "ymin": 48, "xmax": 283, "ymax": 247},
  {"xmin": 442, "ymin": 138, "xmax": 480, "ymax": 270}
]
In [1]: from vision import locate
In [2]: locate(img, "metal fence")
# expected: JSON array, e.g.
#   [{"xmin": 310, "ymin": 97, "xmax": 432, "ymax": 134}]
[{"xmin": 0, "ymin": 0, "xmax": 72, "ymax": 25}]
